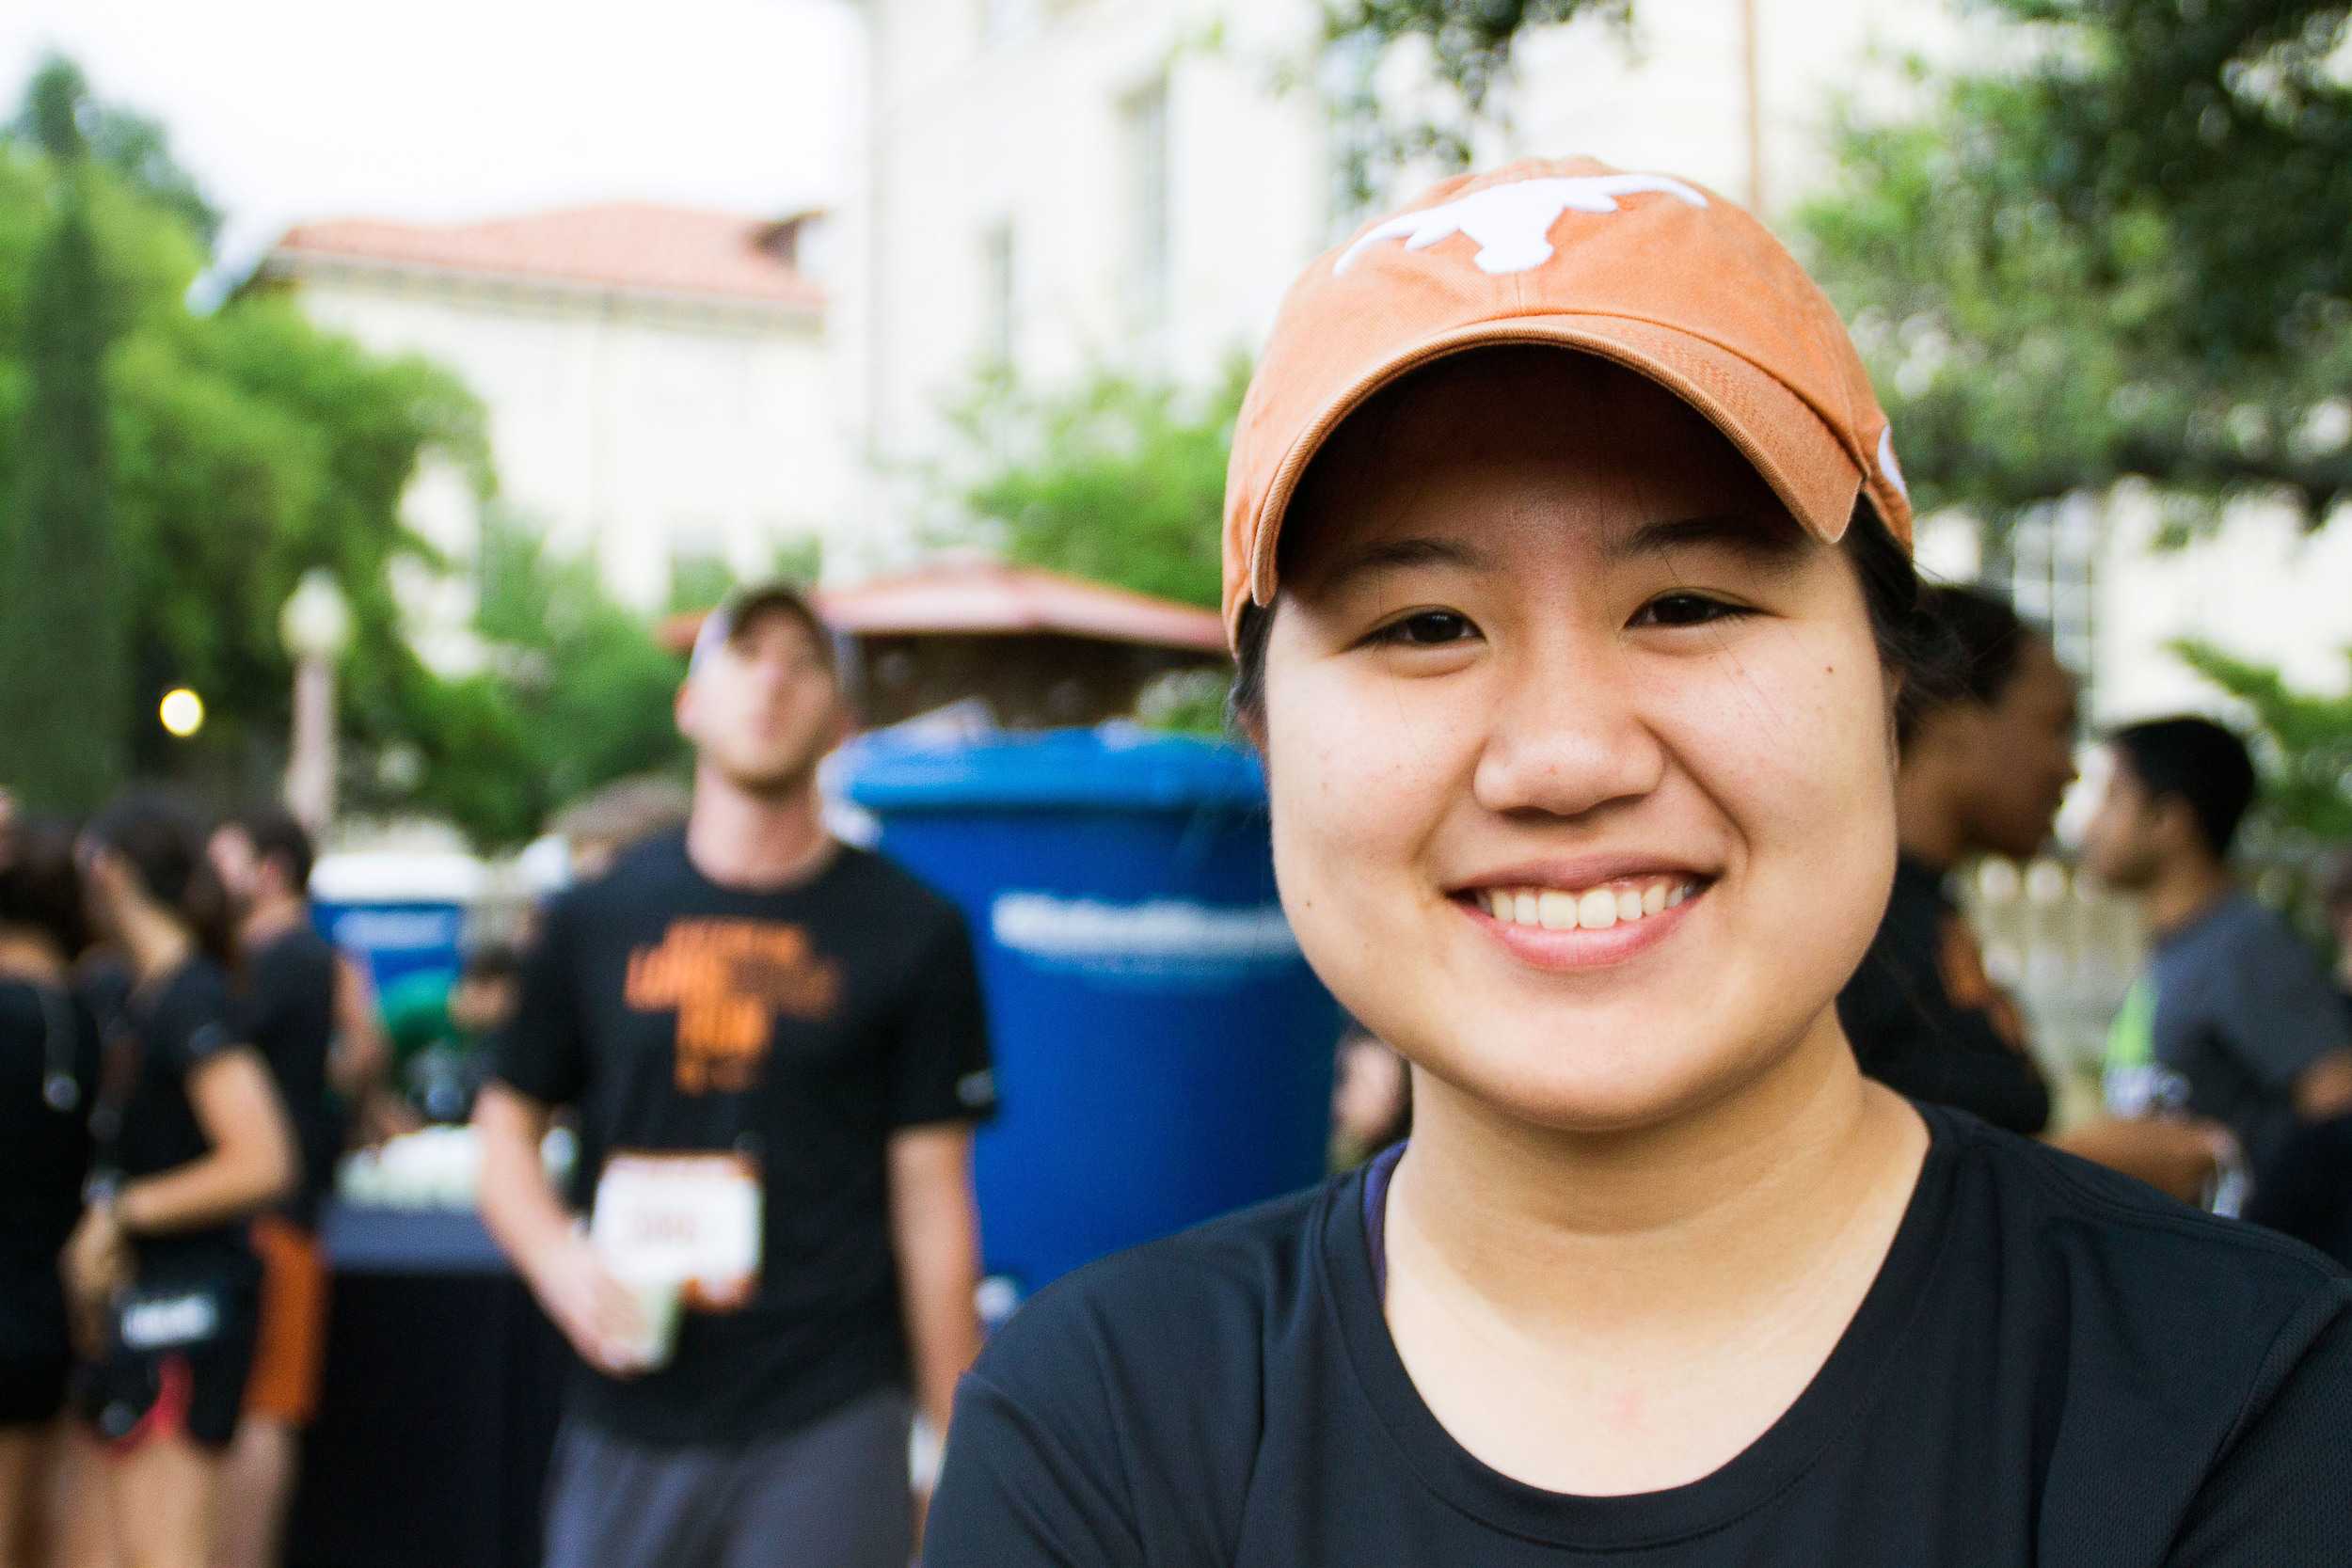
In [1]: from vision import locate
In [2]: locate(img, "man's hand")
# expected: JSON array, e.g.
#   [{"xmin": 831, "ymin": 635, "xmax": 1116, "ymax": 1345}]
[{"xmin": 523, "ymin": 1231, "xmax": 651, "ymax": 1377}]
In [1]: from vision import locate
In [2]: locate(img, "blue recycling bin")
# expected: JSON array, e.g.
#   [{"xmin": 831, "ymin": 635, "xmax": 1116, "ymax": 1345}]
[{"xmin": 835, "ymin": 726, "xmax": 1342, "ymax": 1297}]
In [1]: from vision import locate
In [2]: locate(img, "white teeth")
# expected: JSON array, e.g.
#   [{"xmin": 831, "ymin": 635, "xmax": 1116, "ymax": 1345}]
[{"xmin": 1477, "ymin": 879, "xmax": 1698, "ymax": 927}]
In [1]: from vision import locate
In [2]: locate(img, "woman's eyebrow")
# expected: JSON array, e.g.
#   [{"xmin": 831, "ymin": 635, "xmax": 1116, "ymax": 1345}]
[
  {"xmin": 1611, "ymin": 514, "xmax": 1809, "ymax": 567},
  {"xmin": 1314, "ymin": 536, "xmax": 1493, "ymax": 590}
]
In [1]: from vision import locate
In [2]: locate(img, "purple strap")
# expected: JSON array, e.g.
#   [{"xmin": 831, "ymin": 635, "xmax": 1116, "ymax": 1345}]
[{"xmin": 1362, "ymin": 1140, "xmax": 1406, "ymax": 1296}]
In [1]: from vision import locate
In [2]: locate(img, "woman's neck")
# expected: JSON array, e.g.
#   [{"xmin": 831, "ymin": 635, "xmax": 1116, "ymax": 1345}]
[
  {"xmin": 684, "ymin": 767, "xmax": 834, "ymax": 891},
  {"xmin": 1389, "ymin": 1011, "xmax": 1921, "ymax": 1338}
]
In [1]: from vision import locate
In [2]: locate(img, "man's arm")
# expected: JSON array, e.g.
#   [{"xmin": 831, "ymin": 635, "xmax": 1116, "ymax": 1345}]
[
  {"xmin": 888, "ymin": 1122, "xmax": 984, "ymax": 1443},
  {"xmin": 2052, "ymin": 1114, "xmax": 2234, "ymax": 1204},
  {"xmin": 473, "ymin": 1082, "xmax": 643, "ymax": 1374},
  {"xmin": 2291, "ymin": 1049, "xmax": 2352, "ymax": 1122}
]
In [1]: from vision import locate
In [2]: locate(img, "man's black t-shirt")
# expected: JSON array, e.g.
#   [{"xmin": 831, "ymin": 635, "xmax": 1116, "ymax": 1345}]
[
  {"xmin": 492, "ymin": 832, "xmax": 996, "ymax": 1448},
  {"xmin": 1838, "ymin": 855, "xmax": 2051, "ymax": 1134},
  {"xmin": 112, "ymin": 958, "xmax": 260, "ymax": 1282},
  {"xmin": 927, "ymin": 1103, "xmax": 2352, "ymax": 1565},
  {"xmin": 234, "ymin": 924, "xmax": 342, "ymax": 1228}
]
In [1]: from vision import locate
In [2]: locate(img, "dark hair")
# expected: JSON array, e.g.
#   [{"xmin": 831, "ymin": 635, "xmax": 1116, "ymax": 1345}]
[
  {"xmin": 1921, "ymin": 584, "xmax": 2039, "ymax": 708},
  {"xmin": 461, "ymin": 941, "xmax": 524, "ymax": 985},
  {"xmin": 87, "ymin": 792, "xmax": 239, "ymax": 969},
  {"xmin": 1900, "ymin": 585, "xmax": 2051, "ymax": 752},
  {"xmin": 1231, "ymin": 497, "xmax": 1952, "ymax": 742},
  {"xmin": 0, "ymin": 814, "xmax": 89, "ymax": 957},
  {"xmin": 228, "ymin": 805, "xmax": 316, "ymax": 893},
  {"xmin": 2108, "ymin": 716, "xmax": 2258, "ymax": 861}
]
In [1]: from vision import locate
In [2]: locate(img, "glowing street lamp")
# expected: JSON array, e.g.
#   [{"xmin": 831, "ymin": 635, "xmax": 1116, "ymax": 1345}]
[
  {"xmin": 279, "ymin": 570, "xmax": 353, "ymax": 833},
  {"xmin": 158, "ymin": 688, "xmax": 206, "ymax": 738}
]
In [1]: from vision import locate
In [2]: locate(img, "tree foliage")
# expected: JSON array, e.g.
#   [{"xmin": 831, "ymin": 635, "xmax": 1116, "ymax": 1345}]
[
  {"xmin": 1799, "ymin": 3, "xmax": 2352, "ymax": 532},
  {"xmin": 0, "ymin": 58, "xmax": 128, "ymax": 811},
  {"xmin": 398, "ymin": 511, "xmax": 690, "ymax": 847},
  {"xmin": 944, "ymin": 356, "xmax": 1249, "ymax": 610},
  {"xmin": 0, "ymin": 57, "xmax": 490, "ymax": 816},
  {"xmin": 1317, "ymin": 0, "xmax": 1633, "ymax": 190},
  {"xmin": 2174, "ymin": 640, "xmax": 2352, "ymax": 848}
]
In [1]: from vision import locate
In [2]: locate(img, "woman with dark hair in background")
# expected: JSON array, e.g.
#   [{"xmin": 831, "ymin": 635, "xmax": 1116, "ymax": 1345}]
[
  {"xmin": 0, "ymin": 815, "xmax": 102, "ymax": 1563},
  {"xmin": 57, "ymin": 795, "xmax": 294, "ymax": 1568}
]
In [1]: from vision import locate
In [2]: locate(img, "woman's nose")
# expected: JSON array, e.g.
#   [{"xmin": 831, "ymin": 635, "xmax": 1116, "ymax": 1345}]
[{"xmin": 1470, "ymin": 650, "xmax": 1666, "ymax": 821}]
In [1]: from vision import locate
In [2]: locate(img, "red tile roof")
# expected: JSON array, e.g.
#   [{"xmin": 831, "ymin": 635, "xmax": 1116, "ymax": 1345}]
[
  {"xmin": 660, "ymin": 562, "xmax": 1229, "ymax": 655},
  {"xmin": 270, "ymin": 203, "xmax": 823, "ymax": 309}
]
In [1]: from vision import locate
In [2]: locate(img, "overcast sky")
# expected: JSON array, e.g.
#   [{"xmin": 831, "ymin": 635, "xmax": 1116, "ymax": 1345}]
[{"xmin": 0, "ymin": 0, "xmax": 862, "ymax": 286}]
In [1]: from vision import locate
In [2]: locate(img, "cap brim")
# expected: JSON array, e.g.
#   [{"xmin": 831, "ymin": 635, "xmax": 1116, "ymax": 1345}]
[
  {"xmin": 1245, "ymin": 315, "xmax": 1867, "ymax": 618},
  {"xmin": 690, "ymin": 582, "xmax": 831, "ymax": 673}
]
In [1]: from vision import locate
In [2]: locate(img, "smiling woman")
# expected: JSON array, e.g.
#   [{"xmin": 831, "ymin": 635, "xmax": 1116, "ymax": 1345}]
[{"xmin": 924, "ymin": 158, "xmax": 2352, "ymax": 1567}]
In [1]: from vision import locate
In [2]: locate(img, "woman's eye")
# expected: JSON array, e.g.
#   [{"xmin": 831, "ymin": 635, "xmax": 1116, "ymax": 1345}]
[
  {"xmin": 1372, "ymin": 610, "xmax": 1476, "ymax": 647},
  {"xmin": 1632, "ymin": 593, "xmax": 1746, "ymax": 628}
]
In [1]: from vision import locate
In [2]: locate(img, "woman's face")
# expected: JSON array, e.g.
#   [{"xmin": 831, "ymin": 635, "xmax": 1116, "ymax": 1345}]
[{"xmin": 1260, "ymin": 352, "xmax": 1898, "ymax": 1132}]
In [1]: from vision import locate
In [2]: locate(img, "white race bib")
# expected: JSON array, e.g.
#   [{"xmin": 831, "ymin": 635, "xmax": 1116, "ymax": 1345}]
[{"xmin": 590, "ymin": 1152, "xmax": 762, "ymax": 1310}]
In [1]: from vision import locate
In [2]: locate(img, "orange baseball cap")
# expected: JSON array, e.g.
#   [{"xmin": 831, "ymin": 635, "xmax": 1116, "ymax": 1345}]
[{"xmin": 1221, "ymin": 154, "xmax": 1912, "ymax": 648}]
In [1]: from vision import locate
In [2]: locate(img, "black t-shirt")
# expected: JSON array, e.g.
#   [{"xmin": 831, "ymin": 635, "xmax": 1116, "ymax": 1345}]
[
  {"xmin": 109, "ymin": 958, "xmax": 259, "ymax": 1281},
  {"xmin": 492, "ymin": 832, "xmax": 996, "ymax": 1447},
  {"xmin": 1838, "ymin": 855, "xmax": 2051, "ymax": 1134},
  {"xmin": 0, "ymin": 978, "xmax": 100, "ymax": 1269},
  {"xmin": 234, "ymin": 924, "xmax": 342, "ymax": 1228},
  {"xmin": 927, "ymin": 1103, "xmax": 2352, "ymax": 1565}
]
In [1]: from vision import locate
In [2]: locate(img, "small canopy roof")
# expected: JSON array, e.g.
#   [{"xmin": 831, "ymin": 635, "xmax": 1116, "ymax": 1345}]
[{"xmin": 660, "ymin": 562, "xmax": 1227, "ymax": 656}]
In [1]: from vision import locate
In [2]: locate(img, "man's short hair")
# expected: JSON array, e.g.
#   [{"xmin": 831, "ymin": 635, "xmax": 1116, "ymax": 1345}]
[
  {"xmin": 2109, "ymin": 716, "xmax": 2258, "ymax": 861},
  {"xmin": 1922, "ymin": 585, "xmax": 2039, "ymax": 711},
  {"xmin": 230, "ymin": 805, "xmax": 317, "ymax": 893}
]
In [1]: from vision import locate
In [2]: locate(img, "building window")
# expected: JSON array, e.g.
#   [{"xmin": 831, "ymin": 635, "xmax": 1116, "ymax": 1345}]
[
  {"xmin": 981, "ymin": 220, "xmax": 1017, "ymax": 367},
  {"xmin": 1993, "ymin": 494, "xmax": 2101, "ymax": 721},
  {"xmin": 1122, "ymin": 77, "xmax": 1171, "ymax": 339}
]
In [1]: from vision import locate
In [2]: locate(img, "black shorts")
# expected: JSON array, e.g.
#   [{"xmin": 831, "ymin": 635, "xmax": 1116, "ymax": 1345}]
[
  {"xmin": 72, "ymin": 1274, "xmax": 259, "ymax": 1452},
  {"xmin": 0, "ymin": 1263, "xmax": 72, "ymax": 1427}
]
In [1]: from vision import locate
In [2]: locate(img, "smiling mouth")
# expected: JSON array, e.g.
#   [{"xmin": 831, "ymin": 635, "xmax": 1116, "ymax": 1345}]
[{"xmin": 1454, "ymin": 874, "xmax": 1710, "ymax": 932}]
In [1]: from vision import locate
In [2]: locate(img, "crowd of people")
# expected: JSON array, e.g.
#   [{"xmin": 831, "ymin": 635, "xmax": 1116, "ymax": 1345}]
[{"xmin": 6, "ymin": 152, "xmax": 2352, "ymax": 1567}]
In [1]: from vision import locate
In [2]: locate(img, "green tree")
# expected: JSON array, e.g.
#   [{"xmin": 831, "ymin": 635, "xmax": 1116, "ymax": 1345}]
[
  {"xmin": 0, "ymin": 57, "xmax": 490, "ymax": 815},
  {"xmin": 1316, "ymin": 1, "xmax": 1633, "ymax": 200},
  {"xmin": 0, "ymin": 57, "xmax": 130, "ymax": 811},
  {"xmin": 2173, "ymin": 641, "xmax": 2352, "ymax": 848},
  {"xmin": 392, "ymin": 511, "xmax": 688, "ymax": 847},
  {"xmin": 943, "ymin": 355, "xmax": 1249, "ymax": 610}
]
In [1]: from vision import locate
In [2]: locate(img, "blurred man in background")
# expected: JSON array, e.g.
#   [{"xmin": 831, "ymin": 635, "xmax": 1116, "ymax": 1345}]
[
  {"xmin": 474, "ymin": 584, "xmax": 995, "ymax": 1568},
  {"xmin": 2081, "ymin": 718, "xmax": 2352, "ymax": 1204},
  {"xmin": 206, "ymin": 808, "xmax": 346, "ymax": 1568},
  {"xmin": 1838, "ymin": 585, "xmax": 2067, "ymax": 1134}
]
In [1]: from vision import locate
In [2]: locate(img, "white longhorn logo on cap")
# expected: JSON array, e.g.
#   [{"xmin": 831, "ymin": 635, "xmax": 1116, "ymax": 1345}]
[{"xmin": 1335, "ymin": 173, "xmax": 1709, "ymax": 278}]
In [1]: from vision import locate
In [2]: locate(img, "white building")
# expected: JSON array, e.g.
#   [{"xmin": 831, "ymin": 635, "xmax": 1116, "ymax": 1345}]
[
  {"xmin": 841, "ymin": 0, "xmax": 1955, "ymax": 539},
  {"xmin": 258, "ymin": 203, "xmax": 848, "ymax": 634},
  {"xmin": 843, "ymin": 0, "xmax": 2350, "ymax": 716}
]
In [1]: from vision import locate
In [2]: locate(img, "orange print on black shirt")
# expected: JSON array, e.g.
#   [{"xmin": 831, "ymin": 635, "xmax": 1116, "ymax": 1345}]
[{"xmin": 624, "ymin": 920, "xmax": 843, "ymax": 1093}]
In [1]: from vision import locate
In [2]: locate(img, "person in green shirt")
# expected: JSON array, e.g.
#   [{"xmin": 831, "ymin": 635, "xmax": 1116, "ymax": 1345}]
[{"xmin": 380, "ymin": 943, "xmax": 521, "ymax": 1125}]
